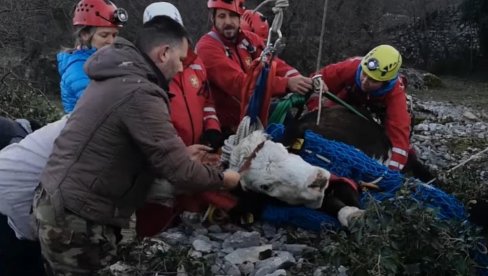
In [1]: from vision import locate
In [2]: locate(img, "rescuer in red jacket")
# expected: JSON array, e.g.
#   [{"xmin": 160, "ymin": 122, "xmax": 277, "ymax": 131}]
[
  {"xmin": 308, "ymin": 45, "xmax": 411, "ymax": 171},
  {"xmin": 196, "ymin": 0, "xmax": 313, "ymax": 133},
  {"xmin": 144, "ymin": 2, "xmax": 222, "ymax": 149}
]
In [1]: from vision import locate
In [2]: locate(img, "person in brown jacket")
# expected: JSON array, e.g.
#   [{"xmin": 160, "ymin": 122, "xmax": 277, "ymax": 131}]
[{"xmin": 33, "ymin": 16, "xmax": 240, "ymax": 275}]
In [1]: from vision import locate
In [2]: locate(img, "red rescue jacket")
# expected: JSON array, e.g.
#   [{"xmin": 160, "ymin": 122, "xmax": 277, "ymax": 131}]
[
  {"xmin": 308, "ymin": 57, "xmax": 411, "ymax": 170},
  {"xmin": 169, "ymin": 49, "xmax": 220, "ymax": 146},
  {"xmin": 196, "ymin": 28, "xmax": 298, "ymax": 131}
]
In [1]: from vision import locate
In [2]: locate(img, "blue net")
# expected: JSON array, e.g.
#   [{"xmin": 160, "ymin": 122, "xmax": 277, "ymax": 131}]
[
  {"xmin": 408, "ymin": 180, "xmax": 466, "ymax": 220},
  {"xmin": 264, "ymin": 123, "xmax": 466, "ymax": 226},
  {"xmin": 265, "ymin": 123, "xmax": 485, "ymax": 274},
  {"xmin": 261, "ymin": 205, "xmax": 341, "ymax": 232}
]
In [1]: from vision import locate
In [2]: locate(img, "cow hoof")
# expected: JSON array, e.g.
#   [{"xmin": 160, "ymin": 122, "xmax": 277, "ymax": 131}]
[
  {"xmin": 337, "ymin": 206, "xmax": 365, "ymax": 227},
  {"xmin": 467, "ymin": 199, "xmax": 488, "ymax": 227}
]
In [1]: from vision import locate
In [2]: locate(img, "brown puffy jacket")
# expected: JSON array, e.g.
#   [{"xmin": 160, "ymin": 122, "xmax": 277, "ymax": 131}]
[{"xmin": 40, "ymin": 38, "xmax": 224, "ymax": 228}]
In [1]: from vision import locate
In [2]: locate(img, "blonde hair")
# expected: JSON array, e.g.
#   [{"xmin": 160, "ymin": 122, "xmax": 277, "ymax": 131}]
[{"xmin": 61, "ymin": 26, "xmax": 97, "ymax": 52}]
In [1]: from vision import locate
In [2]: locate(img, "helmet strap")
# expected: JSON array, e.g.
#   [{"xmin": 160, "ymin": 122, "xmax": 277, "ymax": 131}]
[
  {"xmin": 354, "ymin": 65, "xmax": 398, "ymax": 97},
  {"xmin": 94, "ymin": 11, "xmax": 114, "ymax": 25}
]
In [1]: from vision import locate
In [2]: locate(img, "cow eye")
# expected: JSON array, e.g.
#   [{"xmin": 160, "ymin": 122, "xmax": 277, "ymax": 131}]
[{"xmin": 261, "ymin": 184, "xmax": 272, "ymax": 192}]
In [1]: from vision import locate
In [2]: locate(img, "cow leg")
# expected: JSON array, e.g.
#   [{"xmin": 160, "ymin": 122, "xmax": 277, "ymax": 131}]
[
  {"xmin": 321, "ymin": 193, "xmax": 364, "ymax": 228},
  {"xmin": 321, "ymin": 183, "xmax": 359, "ymax": 215},
  {"xmin": 333, "ymin": 183, "xmax": 360, "ymax": 208},
  {"xmin": 402, "ymin": 148, "xmax": 440, "ymax": 184},
  {"xmin": 322, "ymin": 194, "xmax": 347, "ymax": 217},
  {"xmin": 467, "ymin": 199, "xmax": 488, "ymax": 227},
  {"xmin": 229, "ymin": 187, "xmax": 285, "ymax": 224},
  {"xmin": 321, "ymin": 183, "xmax": 363, "ymax": 227},
  {"xmin": 337, "ymin": 206, "xmax": 365, "ymax": 227}
]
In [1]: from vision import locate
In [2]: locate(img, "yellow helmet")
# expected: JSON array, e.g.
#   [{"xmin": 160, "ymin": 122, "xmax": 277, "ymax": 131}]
[{"xmin": 361, "ymin": 45, "xmax": 402, "ymax": 82}]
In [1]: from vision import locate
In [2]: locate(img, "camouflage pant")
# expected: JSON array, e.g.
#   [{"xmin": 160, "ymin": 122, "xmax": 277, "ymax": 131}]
[{"xmin": 33, "ymin": 187, "xmax": 118, "ymax": 276}]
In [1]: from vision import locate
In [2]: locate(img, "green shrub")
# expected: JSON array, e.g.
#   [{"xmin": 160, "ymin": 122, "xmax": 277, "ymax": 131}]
[
  {"xmin": 0, "ymin": 69, "xmax": 62, "ymax": 125},
  {"xmin": 315, "ymin": 182, "xmax": 485, "ymax": 275}
]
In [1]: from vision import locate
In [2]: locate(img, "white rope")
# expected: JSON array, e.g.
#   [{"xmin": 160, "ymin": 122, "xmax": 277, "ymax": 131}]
[
  {"xmin": 270, "ymin": 0, "xmax": 288, "ymax": 36},
  {"xmin": 253, "ymin": 0, "xmax": 274, "ymax": 12},
  {"xmin": 252, "ymin": 0, "xmax": 288, "ymax": 32},
  {"xmin": 251, "ymin": 0, "xmax": 289, "ymax": 54},
  {"xmin": 425, "ymin": 146, "xmax": 488, "ymax": 185},
  {"xmin": 359, "ymin": 169, "xmax": 388, "ymax": 186},
  {"xmin": 220, "ymin": 116, "xmax": 264, "ymax": 166},
  {"xmin": 312, "ymin": 74, "xmax": 325, "ymax": 126},
  {"xmin": 447, "ymin": 146, "xmax": 488, "ymax": 173},
  {"xmin": 304, "ymin": 150, "xmax": 333, "ymax": 164},
  {"xmin": 315, "ymin": 0, "xmax": 329, "ymax": 72}
]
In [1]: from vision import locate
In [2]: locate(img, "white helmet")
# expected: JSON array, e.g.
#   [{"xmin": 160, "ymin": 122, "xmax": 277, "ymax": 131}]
[{"xmin": 143, "ymin": 2, "xmax": 184, "ymax": 26}]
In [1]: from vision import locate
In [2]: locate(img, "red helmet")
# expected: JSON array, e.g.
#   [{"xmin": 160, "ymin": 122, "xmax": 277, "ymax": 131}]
[
  {"xmin": 241, "ymin": 10, "xmax": 269, "ymax": 40},
  {"xmin": 73, "ymin": 0, "xmax": 128, "ymax": 28},
  {"xmin": 207, "ymin": 0, "xmax": 245, "ymax": 16}
]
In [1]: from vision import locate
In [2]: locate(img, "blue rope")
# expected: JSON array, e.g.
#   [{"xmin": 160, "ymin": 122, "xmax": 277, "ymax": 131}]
[{"xmin": 246, "ymin": 64, "xmax": 269, "ymax": 124}]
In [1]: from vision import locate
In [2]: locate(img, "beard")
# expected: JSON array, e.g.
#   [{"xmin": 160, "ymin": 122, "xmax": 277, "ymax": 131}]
[{"xmin": 221, "ymin": 27, "xmax": 238, "ymax": 39}]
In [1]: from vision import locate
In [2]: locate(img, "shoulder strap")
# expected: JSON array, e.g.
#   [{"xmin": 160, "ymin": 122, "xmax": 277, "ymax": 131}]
[
  {"xmin": 207, "ymin": 31, "xmax": 232, "ymax": 58},
  {"xmin": 207, "ymin": 31, "xmax": 257, "ymax": 58}
]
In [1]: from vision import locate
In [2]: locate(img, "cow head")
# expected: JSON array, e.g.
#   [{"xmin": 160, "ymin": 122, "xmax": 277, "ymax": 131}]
[{"xmin": 229, "ymin": 131, "xmax": 330, "ymax": 208}]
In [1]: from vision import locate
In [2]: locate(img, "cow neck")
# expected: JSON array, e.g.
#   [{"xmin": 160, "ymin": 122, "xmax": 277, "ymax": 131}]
[{"xmin": 238, "ymin": 141, "xmax": 266, "ymax": 173}]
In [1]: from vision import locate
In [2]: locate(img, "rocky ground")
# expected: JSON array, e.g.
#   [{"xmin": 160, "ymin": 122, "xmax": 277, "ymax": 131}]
[
  {"xmin": 101, "ymin": 75, "xmax": 488, "ymax": 276},
  {"xmin": 410, "ymin": 76, "xmax": 488, "ymax": 202}
]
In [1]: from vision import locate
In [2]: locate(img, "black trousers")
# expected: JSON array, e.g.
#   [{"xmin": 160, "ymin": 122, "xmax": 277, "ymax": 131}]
[{"xmin": 0, "ymin": 213, "xmax": 45, "ymax": 276}]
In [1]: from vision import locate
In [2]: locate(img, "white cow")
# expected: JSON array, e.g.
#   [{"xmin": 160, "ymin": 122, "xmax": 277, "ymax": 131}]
[{"xmin": 228, "ymin": 130, "xmax": 331, "ymax": 209}]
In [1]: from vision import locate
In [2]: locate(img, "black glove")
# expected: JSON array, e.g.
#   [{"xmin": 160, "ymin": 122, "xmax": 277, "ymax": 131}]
[{"xmin": 200, "ymin": 129, "xmax": 224, "ymax": 153}]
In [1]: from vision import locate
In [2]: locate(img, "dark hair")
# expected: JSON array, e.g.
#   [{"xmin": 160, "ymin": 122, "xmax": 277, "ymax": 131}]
[
  {"xmin": 135, "ymin": 15, "xmax": 189, "ymax": 55},
  {"xmin": 28, "ymin": 119, "xmax": 43, "ymax": 132}
]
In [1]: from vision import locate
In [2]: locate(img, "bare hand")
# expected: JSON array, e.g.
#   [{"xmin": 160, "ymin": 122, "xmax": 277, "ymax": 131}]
[
  {"xmin": 187, "ymin": 144, "xmax": 212, "ymax": 162},
  {"xmin": 201, "ymin": 152, "xmax": 221, "ymax": 166},
  {"xmin": 287, "ymin": 75, "xmax": 313, "ymax": 94},
  {"xmin": 222, "ymin": 170, "xmax": 240, "ymax": 190}
]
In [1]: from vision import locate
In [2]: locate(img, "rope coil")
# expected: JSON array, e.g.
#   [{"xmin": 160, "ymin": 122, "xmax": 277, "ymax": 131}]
[
  {"xmin": 221, "ymin": 117, "xmax": 264, "ymax": 166},
  {"xmin": 312, "ymin": 75, "xmax": 325, "ymax": 125}
]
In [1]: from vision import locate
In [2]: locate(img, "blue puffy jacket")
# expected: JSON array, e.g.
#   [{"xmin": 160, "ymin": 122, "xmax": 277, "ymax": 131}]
[{"xmin": 57, "ymin": 48, "xmax": 96, "ymax": 113}]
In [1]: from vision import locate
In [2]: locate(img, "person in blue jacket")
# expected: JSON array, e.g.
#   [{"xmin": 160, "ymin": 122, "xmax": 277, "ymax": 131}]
[{"xmin": 58, "ymin": 0, "xmax": 128, "ymax": 113}]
